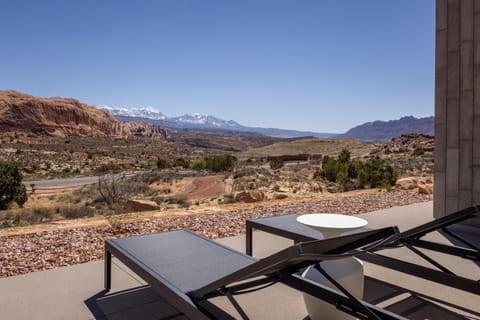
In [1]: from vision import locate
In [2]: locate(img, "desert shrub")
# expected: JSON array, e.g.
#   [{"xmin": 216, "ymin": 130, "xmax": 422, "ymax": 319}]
[
  {"xmin": 151, "ymin": 196, "xmax": 165, "ymax": 205},
  {"xmin": 133, "ymin": 171, "xmax": 166, "ymax": 185},
  {"xmin": 166, "ymin": 193, "xmax": 190, "ymax": 207},
  {"xmin": 223, "ymin": 193, "xmax": 236, "ymax": 204},
  {"xmin": 32, "ymin": 207, "xmax": 55, "ymax": 221},
  {"xmin": 358, "ymin": 157, "xmax": 398, "ymax": 188},
  {"xmin": 97, "ymin": 175, "xmax": 152, "ymax": 208},
  {"xmin": 270, "ymin": 159, "xmax": 284, "ymax": 170},
  {"xmin": 347, "ymin": 160, "xmax": 362, "ymax": 179},
  {"xmin": 190, "ymin": 159, "xmax": 207, "ymax": 170},
  {"xmin": 233, "ymin": 168, "xmax": 255, "ymax": 179},
  {"xmin": 59, "ymin": 206, "xmax": 95, "ymax": 219},
  {"xmin": 319, "ymin": 156, "xmax": 337, "ymax": 182},
  {"xmin": 156, "ymin": 158, "xmax": 170, "ymax": 169},
  {"xmin": 273, "ymin": 185, "xmax": 281, "ymax": 192},
  {"xmin": 335, "ymin": 168, "xmax": 349, "ymax": 191},
  {"xmin": 172, "ymin": 157, "xmax": 189, "ymax": 168},
  {"xmin": 0, "ymin": 161, "xmax": 27, "ymax": 210},
  {"xmin": 315, "ymin": 151, "xmax": 397, "ymax": 191},
  {"xmin": 0, "ymin": 207, "xmax": 56, "ymax": 227},
  {"xmin": 412, "ymin": 145, "xmax": 424, "ymax": 156},
  {"xmin": 204, "ymin": 154, "xmax": 237, "ymax": 172},
  {"xmin": 95, "ymin": 163, "xmax": 122, "ymax": 174},
  {"xmin": 338, "ymin": 148, "xmax": 351, "ymax": 163}
]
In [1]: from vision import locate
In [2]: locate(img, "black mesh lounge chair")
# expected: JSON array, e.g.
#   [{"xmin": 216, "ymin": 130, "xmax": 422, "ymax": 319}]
[
  {"xmin": 105, "ymin": 227, "xmax": 402, "ymax": 320},
  {"xmin": 359, "ymin": 205, "xmax": 480, "ymax": 295}
]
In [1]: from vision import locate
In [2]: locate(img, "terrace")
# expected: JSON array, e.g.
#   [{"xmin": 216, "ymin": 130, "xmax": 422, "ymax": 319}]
[{"xmin": 1, "ymin": 201, "xmax": 478, "ymax": 319}]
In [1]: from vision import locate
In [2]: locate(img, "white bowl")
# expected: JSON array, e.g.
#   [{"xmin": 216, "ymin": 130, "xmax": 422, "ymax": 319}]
[{"xmin": 297, "ymin": 213, "xmax": 368, "ymax": 238}]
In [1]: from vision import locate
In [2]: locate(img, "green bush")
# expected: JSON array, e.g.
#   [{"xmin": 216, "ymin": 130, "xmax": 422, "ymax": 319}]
[
  {"xmin": 0, "ymin": 161, "xmax": 27, "ymax": 210},
  {"xmin": 320, "ymin": 156, "xmax": 337, "ymax": 182},
  {"xmin": 190, "ymin": 159, "xmax": 207, "ymax": 170},
  {"xmin": 270, "ymin": 159, "xmax": 284, "ymax": 170},
  {"xmin": 156, "ymin": 158, "xmax": 170, "ymax": 169},
  {"xmin": 358, "ymin": 157, "xmax": 398, "ymax": 188},
  {"xmin": 315, "ymin": 150, "xmax": 397, "ymax": 191},
  {"xmin": 205, "ymin": 154, "xmax": 237, "ymax": 172},
  {"xmin": 338, "ymin": 148, "xmax": 351, "ymax": 163}
]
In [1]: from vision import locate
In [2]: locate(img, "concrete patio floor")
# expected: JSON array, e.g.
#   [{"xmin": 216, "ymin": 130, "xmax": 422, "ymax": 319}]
[{"xmin": 0, "ymin": 201, "xmax": 479, "ymax": 319}]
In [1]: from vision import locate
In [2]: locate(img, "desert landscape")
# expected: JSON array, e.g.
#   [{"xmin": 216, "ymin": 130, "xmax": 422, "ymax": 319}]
[{"xmin": 0, "ymin": 90, "xmax": 434, "ymax": 278}]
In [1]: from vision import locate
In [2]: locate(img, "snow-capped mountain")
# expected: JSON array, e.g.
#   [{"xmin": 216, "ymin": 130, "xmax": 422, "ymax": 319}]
[
  {"xmin": 101, "ymin": 105, "xmax": 167, "ymax": 120},
  {"xmin": 170, "ymin": 113, "xmax": 243, "ymax": 129},
  {"xmin": 102, "ymin": 106, "xmax": 336, "ymax": 138}
]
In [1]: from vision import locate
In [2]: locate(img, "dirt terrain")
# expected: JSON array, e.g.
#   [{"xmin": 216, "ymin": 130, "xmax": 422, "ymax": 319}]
[
  {"xmin": 185, "ymin": 175, "xmax": 225, "ymax": 199},
  {"xmin": 0, "ymin": 189, "xmax": 431, "ymax": 277}
]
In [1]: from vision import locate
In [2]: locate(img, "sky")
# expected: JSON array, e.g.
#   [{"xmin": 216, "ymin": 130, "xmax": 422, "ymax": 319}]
[{"xmin": 1, "ymin": 0, "xmax": 435, "ymax": 133}]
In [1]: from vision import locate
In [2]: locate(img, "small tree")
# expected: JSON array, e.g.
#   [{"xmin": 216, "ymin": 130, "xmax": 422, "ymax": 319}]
[
  {"xmin": 270, "ymin": 158, "xmax": 284, "ymax": 170},
  {"xmin": 0, "ymin": 161, "xmax": 27, "ymax": 209},
  {"xmin": 338, "ymin": 148, "xmax": 351, "ymax": 163},
  {"xmin": 321, "ymin": 156, "xmax": 337, "ymax": 182}
]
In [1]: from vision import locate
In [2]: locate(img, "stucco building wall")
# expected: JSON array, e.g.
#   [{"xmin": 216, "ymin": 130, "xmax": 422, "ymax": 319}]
[{"xmin": 434, "ymin": 0, "xmax": 480, "ymax": 222}]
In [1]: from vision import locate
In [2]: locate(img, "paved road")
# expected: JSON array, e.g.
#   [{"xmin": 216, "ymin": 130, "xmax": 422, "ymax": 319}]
[
  {"xmin": 23, "ymin": 174, "xmax": 137, "ymax": 189},
  {"xmin": 23, "ymin": 176, "xmax": 101, "ymax": 189}
]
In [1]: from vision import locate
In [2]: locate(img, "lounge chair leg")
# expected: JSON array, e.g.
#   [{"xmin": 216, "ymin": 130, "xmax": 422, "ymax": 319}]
[
  {"xmin": 313, "ymin": 263, "xmax": 381, "ymax": 320},
  {"xmin": 105, "ymin": 250, "xmax": 111, "ymax": 291},
  {"xmin": 224, "ymin": 288, "xmax": 250, "ymax": 320},
  {"xmin": 404, "ymin": 243, "xmax": 455, "ymax": 275}
]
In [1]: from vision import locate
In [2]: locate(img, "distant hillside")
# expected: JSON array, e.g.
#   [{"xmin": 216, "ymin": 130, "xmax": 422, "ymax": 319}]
[
  {"xmin": 0, "ymin": 90, "xmax": 167, "ymax": 138},
  {"xmin": 341, "ymin": 116, "xmax": 434, "ymax": 142},
  {"xmin": 240, "ymin": 137, "xmax": 374, "ymax": 159}
]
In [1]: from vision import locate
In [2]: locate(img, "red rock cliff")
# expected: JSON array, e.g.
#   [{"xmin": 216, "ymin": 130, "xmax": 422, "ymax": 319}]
[{"xmin": 0, "ymin": 90, "xmax": 166, "ymax": 138}]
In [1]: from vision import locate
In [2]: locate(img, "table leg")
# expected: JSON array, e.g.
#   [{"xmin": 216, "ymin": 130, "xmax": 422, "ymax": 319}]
[
  {"xmin": 246, "ymin": 224, "xmax": 253, "ymax": 256},
  {"xmin": 104, "ymin": 250, "xmax": 111, "ymax": 291}
]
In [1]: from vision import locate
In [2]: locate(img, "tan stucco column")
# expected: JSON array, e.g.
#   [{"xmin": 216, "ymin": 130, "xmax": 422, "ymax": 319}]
[{"xmin": 434, "ymin": 0, "xmax": 480, "ymax": 223}]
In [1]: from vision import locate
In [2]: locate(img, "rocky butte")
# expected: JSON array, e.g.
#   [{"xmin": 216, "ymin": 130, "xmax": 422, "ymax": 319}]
[{"xmin": 0, "ymin": 90, "xmax": 167, "ymax": 138}]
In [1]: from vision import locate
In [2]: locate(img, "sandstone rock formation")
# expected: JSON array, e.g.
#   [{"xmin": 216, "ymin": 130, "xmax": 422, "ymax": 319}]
[
  {"xmin": 0, "ymin": 90, "xmax": 167, "ymax": 138},
  {"xmin": 122, "ymin": 199, "xmax": 160, "ymax": 213},
  {"xmin": 272, "ymin": 193, "xmax": 288, "ymax": 200},
  {"xmin": 395, "ymin": 176, "xmax": 433, "ymax": 195},
  {"xmin": 234, "ymin": 190, "xmax": 265, "ymax": 203}
]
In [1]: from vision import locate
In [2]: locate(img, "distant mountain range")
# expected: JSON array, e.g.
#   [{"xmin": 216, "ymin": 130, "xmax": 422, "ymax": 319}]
[
  {"xmin": 341, "ymin": 116, "xmax": 434, "ymax": 142},
  {"xmin": 105, "ymin": 107, "xmax": 336, "ymax": 138},
  {"xmin": 105, "ymin": 106, "xmax": 434, "ymax": 141}
]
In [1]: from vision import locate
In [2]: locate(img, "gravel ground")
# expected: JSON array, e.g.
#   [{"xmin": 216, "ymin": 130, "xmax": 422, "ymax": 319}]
[{"xmin": 0, "ymin": 190, "xmax": 431, "ymax": 278}]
